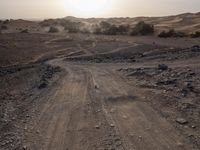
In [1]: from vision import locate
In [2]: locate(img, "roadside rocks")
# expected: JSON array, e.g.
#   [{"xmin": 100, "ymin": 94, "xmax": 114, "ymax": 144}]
[
  {"xmin": 0, "ymin": 65, "xmax": 35, "ymax": 77},
  {"xmin": 38, "ymin": 65, "xmax": 61, "ymax": 89},
  {"xmin": 118, "ymin": 65, "xmax": 199, "ymax": 97}
]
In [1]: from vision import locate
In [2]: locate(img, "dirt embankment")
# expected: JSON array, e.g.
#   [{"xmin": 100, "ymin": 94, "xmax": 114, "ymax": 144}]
[{"xmin": 0, "ymin": 63, "xmax": 62, "ymax": 150}]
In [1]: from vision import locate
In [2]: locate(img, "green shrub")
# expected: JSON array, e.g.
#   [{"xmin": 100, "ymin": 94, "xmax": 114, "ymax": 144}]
[
  {"xmin": 3, "ymin": 19, "xmax": 9, "ymax": 24},
  {"xmin": 48, "ymin": 26, "xmax": 59, "ymax": 33},
  {"xmin": 117, "ymin": 25, "xmax": 130, "ymax": 34},
  {"xmin": 158, "ymin": 30, "xmax": 174, "ymax": 38},
  {"xmin": 158, "ymin": 29, "xmax": 187, "ymax": 38},
  {"xmin": 131, "ymin": 21, "xmax": 154, "ymax": 35},
  {"xmin": 173, "ymin": 31, "xmax": 187, "ymax": 37},
  {"xmin": 190, "ymin": 31, "xmax": 200, "ymax": 38},
  {"xmin": 94, "ymin": 21, "xmax": 130, "ymax": 35},
  {"xmin": 104, "ymin": 25, "xmax": 118, "ymax": 35}
]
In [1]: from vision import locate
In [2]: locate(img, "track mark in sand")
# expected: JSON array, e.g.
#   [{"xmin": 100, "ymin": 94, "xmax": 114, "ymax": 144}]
[
  {"xmin": 91, "ymin": 66, "xmax": 193, "ymax": 150},
  {"xmin": 23, "ymin": 61, "xmax": 194, "ymax": 150},
  {"xmin": 88, "ymin": 68, "xmax": 127, "ymax": 150}
]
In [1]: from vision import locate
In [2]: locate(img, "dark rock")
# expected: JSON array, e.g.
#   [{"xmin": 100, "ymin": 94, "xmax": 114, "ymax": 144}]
[
  {"xmin": 184, "ymin": 82, "xmax": 194, "ymax": 91},
  {"xmin": 191, "ymin": 45, "xmax": 200, "ymax": 52},
  {"xmin": 157, "ymin": 79, "xmax": 177, "ymax": 85},
  {"xmin": 158, "ymin": 64, "xmax": 168, "ymax": 71},
  {"xmin": 38, "ymin": 82, "xmax": 47, "ymax": 89}
]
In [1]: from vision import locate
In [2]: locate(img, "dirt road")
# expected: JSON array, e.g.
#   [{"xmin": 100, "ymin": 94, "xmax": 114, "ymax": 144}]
[
  {"xmin": 1, "ymin": 34, "xmax": 199, "ymax": 150},
  {"xmin": 21, "ymin": 58, "xmax": 193, "ymax": 150}
]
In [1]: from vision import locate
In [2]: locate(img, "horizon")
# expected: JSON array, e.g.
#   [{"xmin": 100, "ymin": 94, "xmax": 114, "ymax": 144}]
[
  {"xmin": 0, "ymin": 0, "xmax": 200, "ymax": 19},
  {"xmin": 1, "ymin": 11, "xmax": 200, "ymax": 21}
]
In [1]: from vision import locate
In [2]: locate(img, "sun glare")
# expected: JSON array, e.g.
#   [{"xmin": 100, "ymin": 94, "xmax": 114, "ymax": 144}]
[{"xmin": 65, "ymin": 0, "xmax": 111, "ymax": 17}]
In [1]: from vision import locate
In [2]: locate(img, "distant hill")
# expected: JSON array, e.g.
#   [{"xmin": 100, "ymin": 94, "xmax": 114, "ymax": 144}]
[
  {"xmin": 1, "ymin": 12, "xmax": 200, "ymax": 34},
  {"xmin": 61, "ymin": 12, "xmax": 200, "ymax": 33}
]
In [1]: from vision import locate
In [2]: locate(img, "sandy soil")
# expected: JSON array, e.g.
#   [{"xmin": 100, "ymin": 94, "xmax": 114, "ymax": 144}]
[{"xmin": 0, "ymin": 33, "xmax": 200, "ymax": 150}]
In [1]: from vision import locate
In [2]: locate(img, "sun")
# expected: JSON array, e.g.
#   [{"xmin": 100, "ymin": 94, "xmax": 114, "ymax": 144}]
[{"xmin": 65, "ymin": 0, "xmax": 111, "ymax": 17}]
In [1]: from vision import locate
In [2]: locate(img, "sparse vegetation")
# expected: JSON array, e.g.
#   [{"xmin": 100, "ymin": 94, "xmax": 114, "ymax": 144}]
[
  {"xmin": 48, "ymin": 26, "xmax": 59, "ymax": 33},
  {"xmin": 131, "ymin": 21, "xmax": 154, "ymax": 35},
  {"xmin": 190, "ymin": 31, "xmax": 200, "ymax": 38},
  {"xmin": 158, "ymin": 29, "xmax": 187, "ymax": 38},
  {"xmin": 64, "ymin": 21, "xmax": 81, "ymax": 33},
  {"xmin": 3, "ymin": 19, "xmax": 9, "ymax": 24},
  {"xmin": 94, "ymin": 21, "xmax": 130, "ymax": 35}
]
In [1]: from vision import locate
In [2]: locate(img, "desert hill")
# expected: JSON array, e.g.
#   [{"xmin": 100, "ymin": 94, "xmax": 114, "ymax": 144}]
[
  {"xmin": 1, "ymin": 12, "xmax": 200, "ymax": 34},
  {"xmin": 62, "ymin": 12, "xmax": 200, "ymax": 33}
]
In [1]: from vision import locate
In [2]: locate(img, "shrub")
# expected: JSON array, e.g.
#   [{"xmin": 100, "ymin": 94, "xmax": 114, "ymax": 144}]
[
  {"xmin": 158, "ymin": 30, "xmax": 173, "ymax": 38},
  {"xmin": 3, "ymin": 19, "xmax": 9, "ymax": 24},
  {"xmin": 190, "ymin": 31, "xmax": 200, "ymax": 38},
  {"xmin": 158, "ymin": 29, "xmax": 187, "ymax": 38},
  {"xmin": 94, "ymin": 21, "xmax": 130, "ymax": 35},
  {"xmin": 173, "ymin": 31, "xmax": 187, "ymax": 37},
  {"xmin": 104, "ymin": 25, "xmax": 118, "ymax": 35},
  {"xmin": 64, "ymin": 21, "xmax": 82, "ymax": 33},
  {"xmin": 131, "ymin": 21, "xmax": 154, "ymax": 35},
  {"xmin": 48, "ymin": 26, "xmax": 59, "ymax": 33},
  {"xmin": 117, "ymin": 25, "xmax": 130, "ymax": 34}
]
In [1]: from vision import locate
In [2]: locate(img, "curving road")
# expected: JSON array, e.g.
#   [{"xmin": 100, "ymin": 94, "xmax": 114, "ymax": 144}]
[{"xmin": 22, "ymin": 58, "xmax": 193, "ymax": 150}]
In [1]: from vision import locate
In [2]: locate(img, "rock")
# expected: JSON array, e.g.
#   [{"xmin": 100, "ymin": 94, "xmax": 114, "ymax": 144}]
[
  {"xmin": 158, "ymin": 64, "xmax": 168, "ymax": 71},
  {"xmin": 110, "ymin": 124, "xmax": 115, "ymax": 128},
  {"xmin": 38, "ymin": 82, "xmax": 47, "ymax": 89},
  {"xmin": 36, "ymin": 130, "xmax": 40, "ymax": 134},
  {"xmin": 157, "ymin": 79, "xmax": 177, "ymax": 85},
  {"xmin": 177, "ymin": 142, "xmax": 184, "ymax": 147},
  {"xmin": 122, "ymin": 115, "xmax": 128, "ymax": 119},
  {"xmin": 23, "ymin": 146, "xmax": 27, "ymax": 150},
  {"xmin": 176, "ymin": 118, "xmax": 188, "ymax": 124},
  {"xmin": 94, "ymin": 85, "xmax": 99, "ymax": 89},
  {"xmin": 191, "ymin": 45, "xmax": 200, "ymax": 52},
  {"xmin": 184, "ymin": 82, "xmax": 194, "ymax": 91},
  {"xmin": 191, "ymin": 125, "xmax": 196, "ymax": 129},
  {"xmin": 95, "ymin": 125, "xmax": 100, "ymax": 129}
]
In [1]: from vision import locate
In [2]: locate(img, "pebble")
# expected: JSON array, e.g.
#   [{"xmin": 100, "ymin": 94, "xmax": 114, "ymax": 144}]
[
  {"xmin": 177, "ymin": 142, "xmax": 184, "ymax": 147},
  {"xmin": 122, "ymin": 115, "xmax": 128, "ymax": 119},
  {"xmin": 191, "ymin": 125, "xmax": 196, "ymax": 129},
  {"xmin": 36, "ymin": 130, "xmax": 40, "ymax": 134},
  {"xmin": 110, "ymin": 124, "xmax": 115, "ymax": 128},
  {"xmin": 176, "ymin": 118, "xmax": 188, "ymax": 124},
  {"xmin": 95, "ymin": 125, "xmax": 100, "ymax": 129}
]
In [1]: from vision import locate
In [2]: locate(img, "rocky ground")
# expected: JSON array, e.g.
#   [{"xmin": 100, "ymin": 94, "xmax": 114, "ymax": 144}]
[
  {"xmin": 0, "ymin": 32, "xmax": 200, "ymax": 150},
  {"xmin": 118, "ymin": 63, "xmax": 200, "ymax": 148}
]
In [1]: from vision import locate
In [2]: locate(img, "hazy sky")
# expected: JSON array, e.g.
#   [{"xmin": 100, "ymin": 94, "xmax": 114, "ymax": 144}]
[{"xmin": 0, "ymin": 0, "xmax": 200, "ymax": 19}]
